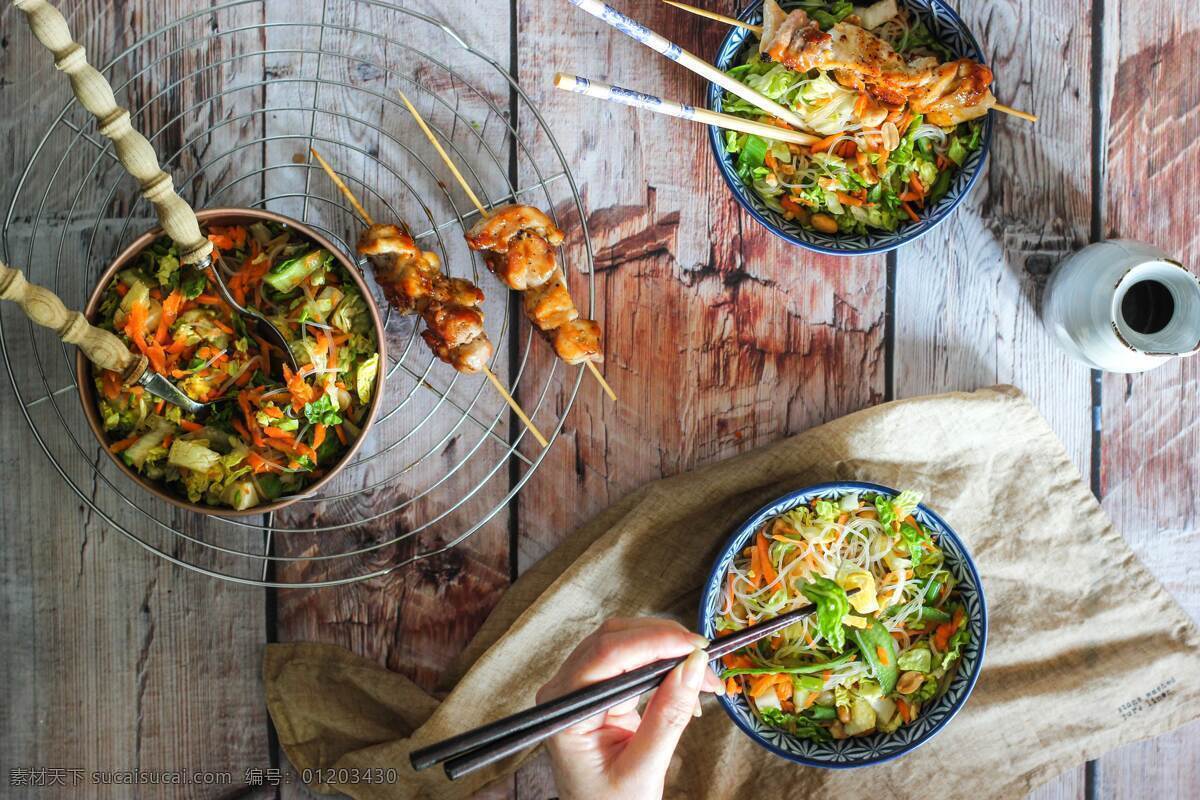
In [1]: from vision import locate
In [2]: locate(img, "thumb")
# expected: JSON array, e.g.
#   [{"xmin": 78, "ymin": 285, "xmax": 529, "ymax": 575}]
[{"xmin": 618, "ymin": 648, "xmax": 709, "ymax": 778}]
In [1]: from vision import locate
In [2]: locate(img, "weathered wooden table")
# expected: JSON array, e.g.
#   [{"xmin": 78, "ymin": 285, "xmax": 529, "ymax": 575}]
[{"xmin": 1, "ymin": 0, "xmax": 1196, "ymax": 797}]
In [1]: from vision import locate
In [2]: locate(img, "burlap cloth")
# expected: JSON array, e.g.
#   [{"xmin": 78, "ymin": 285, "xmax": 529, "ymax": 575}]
[{"xmin": 264, "ymin": 386, "xmax": 1200, "ymax": 799}]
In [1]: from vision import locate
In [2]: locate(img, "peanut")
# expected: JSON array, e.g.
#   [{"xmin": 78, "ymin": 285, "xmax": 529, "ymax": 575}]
[
  {"xmin": 897, "ymin": 671, "xmax": 925, "ymax": 695},
  {"xmin": 837, "ymin": 704, "xmax": 851, "ymax": 723},
  {"xmin": 810, "ymin": 213, "xmax": 839, "ymax": 234}
]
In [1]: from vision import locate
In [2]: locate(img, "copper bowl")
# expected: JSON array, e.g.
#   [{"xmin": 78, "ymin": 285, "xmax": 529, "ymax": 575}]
[{"xmin": 76, "ymin": 208, "xmax": 387, "ymax": 517}]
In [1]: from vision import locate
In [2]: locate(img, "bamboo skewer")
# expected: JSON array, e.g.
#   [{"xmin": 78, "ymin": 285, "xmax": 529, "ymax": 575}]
[
  {"xmin": 663, "ymin": 0, "xmax": 760, "ymax": 33},
  {"xmin": 553, "ymin": 73, "xmax": 818, "ymax": 146},
  {"xmin": 308, "ymin": 147, "xmax": 550, "ymax": 448},
  {"xmin": 660, "ymin": 0, "xmax": 1038, "ymax": 123},
  {"xmin": 309, "ymin": 148, "xmax": 374, "ymax": 225},
  {"xmin": 397, "ymin": 88, "xmax": 619, "ymax": 403},
  {"xmin": 482, "ymin": 367, "xmax": 549, "ymax": 446},
  {"xmin": 990, "ymin": 103, "xmax": 1038, "ymax": 123}
]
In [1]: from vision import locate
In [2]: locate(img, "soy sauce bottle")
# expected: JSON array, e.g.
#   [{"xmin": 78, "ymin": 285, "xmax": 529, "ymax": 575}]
[{"xmin": 1043, "ymin": 240, "xmax": 1200, "ymax": 373}]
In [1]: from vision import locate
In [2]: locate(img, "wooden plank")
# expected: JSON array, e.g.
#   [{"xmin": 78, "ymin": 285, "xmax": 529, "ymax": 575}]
[
  {"xmin": 255, "ymin": 3, "xmax": 517, "ymax": 797},
  {"xmin": 1095, "ymin": 0, "xmax": 1200, "ymax": 794},
  {"xmin": 890, "ymin": 0, "xmax": 1093, "ymax": 797},
  {"xmin": 513, "ymin": 1, "xmax": 886, "ymax": 794},
  {"xmin": 1, "ymin": 2, "xmax": 274, "ymax": 795}
]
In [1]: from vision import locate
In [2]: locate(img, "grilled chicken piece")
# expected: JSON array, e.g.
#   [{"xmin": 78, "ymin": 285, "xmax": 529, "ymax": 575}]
[
  {"xmin": 523, "ymin": 273, "xmax": 578, "ymax": 332},
  {"xmin": 482, "ymin": 232, "xmax": 558, "ymax": 291},
  {"xmin": 551, "ymin": 318, "xmax": 603, "ymax": 365},
  {"xmin": 908, "ymin": 60, "xmax": 995, "ymax": 126},
  {"xmin": 356, "ymin": 223, "xmax": 439, "ymax": 313},
  {"xmin": 439, "ymin": 276, "xmax": 486, "ymax": 309},
  {"xmin": 466, "ymin": 205, "xmax": 605, "ymax": 367},
  {"xmin": 358, "ymin": 222, "xmax": 495, "ymax": 374},
  {"xmin": 767, "ymin": 17, "xmax": 938, "ymax": 90},
  {"xmin": 421, "ymin": 328, "xmax": 494, "ymax": 373},
  {"xmin": 422, "ymin": 304, "xmax": 485, "ymax": 349},
  {"xmin": 761, "ymin": 5, "xmax": 994, "ymax": 126},
  {"xmin": 466, "ymin": 205, "xmax": 565, "ymax": 253}
]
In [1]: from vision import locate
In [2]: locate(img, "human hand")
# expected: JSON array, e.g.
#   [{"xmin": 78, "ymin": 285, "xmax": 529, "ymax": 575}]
[{"xmin": 536, "ymin": 618, "xmax": 725, "ymax": 800}]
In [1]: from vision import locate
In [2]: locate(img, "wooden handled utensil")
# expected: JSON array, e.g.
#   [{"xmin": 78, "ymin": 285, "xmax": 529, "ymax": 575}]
[
  {"xmin": 13, "ymin": 0, "xmax": 297, "ymax": 371},
  {"xmin": 0, "ymin": 260, "xmax": 211, "ymax": 413}
]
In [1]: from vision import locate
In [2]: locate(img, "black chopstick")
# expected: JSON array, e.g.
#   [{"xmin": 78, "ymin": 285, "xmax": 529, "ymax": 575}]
[
  {"xmin": 411, "ymin": 589, "xmax": 856, "ymax": 777},
  {"xmin": 442, "ymin": 668, "xmax": 664, "ymax": 779}
]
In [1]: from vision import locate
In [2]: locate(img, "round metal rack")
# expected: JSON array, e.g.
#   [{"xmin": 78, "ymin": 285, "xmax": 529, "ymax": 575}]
[{"xmin": 1, "ymin": 0, "xmax": 594, "ymax": 587}]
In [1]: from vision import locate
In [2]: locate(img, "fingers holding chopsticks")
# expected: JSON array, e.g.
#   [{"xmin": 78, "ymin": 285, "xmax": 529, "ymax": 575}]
[
  {"xmin": 616, "ymin": 648, "xmax": 712, "ymax": 776},
  {"xmin": 532, "ymin": 618, "xmax": 724, "ymax": 800},
  {"xmin": 537, "ymin": 617, "xmax": 722, "ymax": 710}
]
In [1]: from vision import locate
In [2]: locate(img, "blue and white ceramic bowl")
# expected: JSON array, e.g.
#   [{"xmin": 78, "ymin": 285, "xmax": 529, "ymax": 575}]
[
  {"xmin": 708, "ymin": 0, "xmax": 992, "ymax": 255},
  {"xmin": 698, "ymin": 481, "xmax": 987, "ymax": 768}
]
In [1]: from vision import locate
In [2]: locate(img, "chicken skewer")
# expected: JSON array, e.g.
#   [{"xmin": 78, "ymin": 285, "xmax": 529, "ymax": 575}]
[
  {"xmin": 396, "ymin": 89, "xmax": 618, "ymax": 403},
  {"xmin": 309, "ymin": 148, "xmax": 549, "ymax": 448},
  {"xmin": 661, "ymin": 0, "xmax": 1037, "ymax": 124}
]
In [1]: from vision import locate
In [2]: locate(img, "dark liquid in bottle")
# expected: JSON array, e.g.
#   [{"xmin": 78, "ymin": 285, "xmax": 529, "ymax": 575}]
[{"xmin": 1121, "ymin": 280, "xmax": 1174, "ymax": 335}]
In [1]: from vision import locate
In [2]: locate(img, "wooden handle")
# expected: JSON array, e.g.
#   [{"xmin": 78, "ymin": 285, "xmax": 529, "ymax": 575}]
[
  {"xmin": 14, "ymin": 0, "xmax": 212, "ymax": 265},
  {"xmin": 0, "ymin": 261, "xmax": 146, "ymax": 383}
]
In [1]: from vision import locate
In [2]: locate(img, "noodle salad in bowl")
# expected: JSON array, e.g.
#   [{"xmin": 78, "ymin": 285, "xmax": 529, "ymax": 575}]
[
  {"xmin": 699, "ymin": 482, "xmax": 986, "ymax": 767},
  {"xmin": 709, "ymin": 0, "xmax": 992, "ymax": 254}
]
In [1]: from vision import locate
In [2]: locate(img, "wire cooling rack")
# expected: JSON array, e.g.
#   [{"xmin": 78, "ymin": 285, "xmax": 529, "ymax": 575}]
[{"xmin": 1, "ymin": 0, "xmax": 593, "ymax": 587}]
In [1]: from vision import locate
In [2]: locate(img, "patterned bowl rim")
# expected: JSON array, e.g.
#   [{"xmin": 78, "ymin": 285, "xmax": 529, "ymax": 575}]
[
  {"xmin": 706, "ymin": 0, "xmax": 993, "ymax": 256},
  {"xmin": 697, "ymin": 480, "xmax": 988, "ymax": 768}
]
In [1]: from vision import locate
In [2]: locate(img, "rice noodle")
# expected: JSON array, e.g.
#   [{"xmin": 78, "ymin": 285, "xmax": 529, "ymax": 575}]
[{"xmin": 717, "ymin": 489, "xmax": 963, "ymax": 736}]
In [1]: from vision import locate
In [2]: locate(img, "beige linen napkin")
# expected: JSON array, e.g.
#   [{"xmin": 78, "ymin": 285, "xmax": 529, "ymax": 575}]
[{"xmin": 264, "ymin": 386, "xmax": 1200, "ymax": 799}]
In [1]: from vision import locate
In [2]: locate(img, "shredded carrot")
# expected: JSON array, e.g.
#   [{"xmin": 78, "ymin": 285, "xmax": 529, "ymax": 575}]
[
  {"xmin": 749, "ymin": 537, "xmax": 764, "ymax": 590},
  {"xmin": 876, "ymin": 645, "xmax": 890, "ymax": 665},
  {"xmin": 909, "ymin": 173, "xmax": 925, "ymax": 198},
  {"xmin": 802, "ymin": 691, "xmax": 819, "ymax": 710},
  {"xmin": 810, "ymin": 132, "xmax": 843, "ymax": 153},
  {"xmin": 853, "ymin": 92, "xmax": 869, "ymax": 119},
  {"xmin": 779, "ymin": 195, "xmax": 806, "ymax": 217},
  {"xmin": 208, "ymin": 233, "xmax": 235, "ymax": 250},
  {"xmin": 756, "ymin": 533, "xmax": 777, "ymax": 585},
  {"xmin": 822, "ymin": 670, "xmax": 832, "ymax": 684},
  {"xmin": 775, "ymin": 679, "xmax": 794, "ymax": 703},
  {"xmin": 179, "ymin": 419, "xmax": 204, "ymax": 433},
  {"xmin": 115, "ymin": 282, "xmax": 129, "ymax": 297},
  {"xmin": 722, "ymin": 653, "xmax": 754, "ymax": 670},
  {"xmin": 749, "ymin": 673, "xmax": 782, "ymax": 699},
  {"xmin": 725, "ymin": 677, "xmax": 741, "ymax": 695},
  {"xmin": 933, "ymin": 622, "xmax": 955, "ymax": 651},
  {"xmin": 897, "ymin": 697, "xmax": 911, "ymax": 723},
  {"xmin": 155, "ymin": 399, "xmax": 166, "ymax": 415},
  {"xmin": 109, "ymin": 435, "xmax": 139, "ymax": 453},
  {"xmin": 161, "ymin": 434, "xmax": 174, "ymax": 451},
  {"xmin": 312, "ymin": 423, "xmax": 327, "ymax": 451},
  {"xmin": 901, "ymin": 202, "xmax": 920, "ymax": 223},
  {"xmin": 156, "ymin": 289, "xmax": 184, "ymax": 344},
  {"xmin": 334, "ymin": 424, "xmax": 348, "ymax": 445},
  {"xmin": 124, "ymin": 298, "xmax": 149, "ymax": 354},
  {"xmin": 101, "ymin": 370, "xmax": 122, "ymax": 400},
  {"xmin": 836, "ymin": 192, "xmax": 868, "ymax": 208}
]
